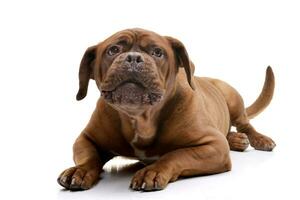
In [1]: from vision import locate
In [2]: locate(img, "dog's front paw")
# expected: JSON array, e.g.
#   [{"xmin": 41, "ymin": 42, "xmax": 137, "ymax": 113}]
[
  {"xmin": 130, "ymin": 163, "xmax": 176, "ymax": 191},
  {"xmin": 57, "ymin": 166, "xmax": 100, "ymax": 191}
]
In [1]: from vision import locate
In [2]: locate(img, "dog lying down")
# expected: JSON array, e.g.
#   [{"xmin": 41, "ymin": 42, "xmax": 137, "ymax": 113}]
[{"xmin": 58, "ymin": 28, "xmax": 276, "ymax": 191}]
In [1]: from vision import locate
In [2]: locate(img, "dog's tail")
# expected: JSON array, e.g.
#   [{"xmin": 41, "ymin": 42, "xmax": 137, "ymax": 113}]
[{"xmin": 246, "ymin": 66, "xmax": 275, "ymax": 119}]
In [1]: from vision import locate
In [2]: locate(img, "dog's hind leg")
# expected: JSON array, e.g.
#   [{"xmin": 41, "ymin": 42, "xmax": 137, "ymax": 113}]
[
  {"xmin": 208, "ymin": 71, "xmax": 276, "ymax": 151},
  {"xmin": 226, "ymin": 131, "xmax": 249, "ymax": 151},
  {"xmin": 227, "ymin": 97, "xmax": 275, "ymax": 151},
  {"xmin": 233, "ymin": 114, "xmax": 276, "ymax": 151},
  {"xmin": 223, "ymin": 87, "xmax": 275, "ymax": 151}
]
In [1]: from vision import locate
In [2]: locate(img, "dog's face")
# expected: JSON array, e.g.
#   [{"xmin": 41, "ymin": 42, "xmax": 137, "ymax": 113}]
[{"xmin": 76, "ymin": 28, "xmax": 194, "ymax": 114}]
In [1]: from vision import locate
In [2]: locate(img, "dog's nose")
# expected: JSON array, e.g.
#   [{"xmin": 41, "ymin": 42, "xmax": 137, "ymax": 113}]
[{"xmin": 125, "ymin": 52, "xmax": 144, "ymax": 64}]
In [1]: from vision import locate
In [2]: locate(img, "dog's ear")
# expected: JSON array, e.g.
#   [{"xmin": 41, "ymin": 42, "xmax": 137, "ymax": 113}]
[
  {"xmin": 165, "ymin": 36, "xmax": 195, "ymax": 90},
  {"xmin": 76, "ymin": 45, "xmax": 97, "ymax": 100}
]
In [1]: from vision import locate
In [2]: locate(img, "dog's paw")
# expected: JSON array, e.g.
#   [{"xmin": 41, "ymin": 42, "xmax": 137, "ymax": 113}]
[
  {"xmin": 130, "ymin": 164, "xmax": 175, "ymax": 191},
  {"xmin": 57, "ymin": 166, "xmax": 100, "ymax": 191},
  {"xmin": 227, "ymin": 132, "xmax": 249, "ymax": 151},
  {"xmin": 248, "ymin": 133, "xmax": 276, "ymax": 151}
]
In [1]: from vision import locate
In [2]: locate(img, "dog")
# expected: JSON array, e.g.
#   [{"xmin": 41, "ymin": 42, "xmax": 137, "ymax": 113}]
[{"xmin": 57, "ymin": 28, "xmax": 276, "ymax": 191}]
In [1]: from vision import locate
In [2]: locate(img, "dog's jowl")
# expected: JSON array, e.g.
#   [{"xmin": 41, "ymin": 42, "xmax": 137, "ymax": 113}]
[{"xmin": 57, "ymin": 28, "xmax": 276, "ymax": 191}]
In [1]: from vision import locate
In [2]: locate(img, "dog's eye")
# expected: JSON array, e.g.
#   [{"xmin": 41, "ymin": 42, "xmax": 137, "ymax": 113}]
[
  {"xmin": 152, "ymin": 48, "xmax": 163, "ymax": 58},
  {"xmin": 107, "ymin": 45, "xmax": 121, "ymax": 56}
]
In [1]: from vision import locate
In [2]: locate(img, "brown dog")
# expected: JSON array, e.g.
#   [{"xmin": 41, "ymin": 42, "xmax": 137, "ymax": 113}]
[{"xmin": 57, "ymin": 28, "xmax": 276, "ymax": 191}]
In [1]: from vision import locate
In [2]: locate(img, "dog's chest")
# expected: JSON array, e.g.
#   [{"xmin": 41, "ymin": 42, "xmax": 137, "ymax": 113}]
[
  {"xmin": 120, "ymin": 117, "xmax": 161, "ymax": 163},
  {"xmin": 130, "ymin": 132, "xmax": 160, "ymax": 163},
  {"xmin": 130, "ymin": 134, "xmax": 159, "ymax": 164}
]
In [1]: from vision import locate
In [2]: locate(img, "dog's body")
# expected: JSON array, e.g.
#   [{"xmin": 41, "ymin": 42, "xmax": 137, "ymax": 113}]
[{"xmin": 58, "ymin": 28, "xmax": 275, "ymax": 191}]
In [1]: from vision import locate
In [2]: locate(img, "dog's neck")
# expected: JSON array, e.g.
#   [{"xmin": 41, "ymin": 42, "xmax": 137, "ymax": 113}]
[
  {"xmin": 118, "ymin": 85, "xmax": 178, "ymax": 148},
  {"xmin": 121, "ymin": 110, "xmax": 158, "ymax": 147}
]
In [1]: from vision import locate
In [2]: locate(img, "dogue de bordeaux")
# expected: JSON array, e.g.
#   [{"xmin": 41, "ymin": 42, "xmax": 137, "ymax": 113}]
[{"xmin": 57, "ymin": 28, "xmax": 276, "ymax": 191}]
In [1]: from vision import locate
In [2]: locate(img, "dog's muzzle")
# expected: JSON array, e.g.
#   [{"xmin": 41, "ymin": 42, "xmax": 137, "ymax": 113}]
[{"xmin": 100, "ymin": 52, "xmax": 165, "ymax": 106}]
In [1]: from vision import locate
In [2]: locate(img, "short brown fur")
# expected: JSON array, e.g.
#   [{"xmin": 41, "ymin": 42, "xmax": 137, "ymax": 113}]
[{"xmin": 58, "ymin": 29, "xmax": 275, "ymax": 191}]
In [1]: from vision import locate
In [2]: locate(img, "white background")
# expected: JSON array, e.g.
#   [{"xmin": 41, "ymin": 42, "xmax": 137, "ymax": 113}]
[{"xmin": 0, "ymin": 0, "xmax": 299, "ymax": 199}]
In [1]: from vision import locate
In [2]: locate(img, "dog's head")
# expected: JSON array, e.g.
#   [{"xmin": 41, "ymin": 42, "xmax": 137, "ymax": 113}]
[{"xmin": 76, "ymin": 28, "xmax": 195, "ymax": 114}]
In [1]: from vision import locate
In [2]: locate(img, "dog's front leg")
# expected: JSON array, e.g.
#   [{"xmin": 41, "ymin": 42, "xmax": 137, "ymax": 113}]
[
  {"xmin": 57, "ymin": 133, "xmax": 109, "ymax": 190},
  {"xmin": 130, "ymin": 132, "xmax": 231, "ymax": 191}
]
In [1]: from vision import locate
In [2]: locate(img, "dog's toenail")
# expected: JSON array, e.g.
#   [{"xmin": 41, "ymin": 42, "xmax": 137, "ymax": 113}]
[
  {"xmin": 132, "ymin": 181, "xmax": 137, "ymax": 189},
  {"xmin": 71, "ymin": 178, "xmax": 76, "ymax": 185},
  {"xmin": 141, "ymin": 182, "xmax": 146, "ymax": 190},
  {"xmin": 61, "ymin": 176, "xmax": 67, "ymax": 183},
  {"xmin": 154, "ymin": 181, "xmax": 158, "ymax": 189}
]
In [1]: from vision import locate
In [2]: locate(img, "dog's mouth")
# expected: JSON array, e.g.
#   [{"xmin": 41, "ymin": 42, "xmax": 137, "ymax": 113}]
[{"xmin": 101, "ymin": 79, "xmax": 164, "ymax": 106}]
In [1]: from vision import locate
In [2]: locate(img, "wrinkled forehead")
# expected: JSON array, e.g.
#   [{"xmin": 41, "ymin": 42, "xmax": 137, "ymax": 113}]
[{"xmin": 103, "ymin": 29, "xmax": 171, "ymax": 50}]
